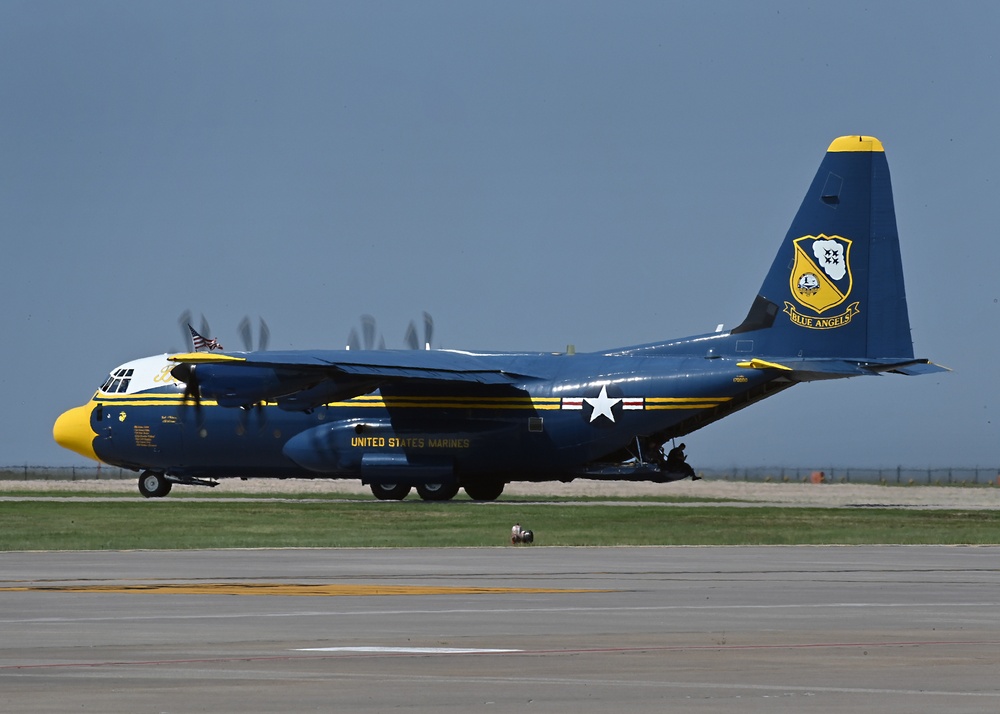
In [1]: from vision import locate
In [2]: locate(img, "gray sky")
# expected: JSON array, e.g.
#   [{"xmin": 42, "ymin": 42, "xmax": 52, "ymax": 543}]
[{"xmin": 3, "ymin": 1, "xmax": 996, "ymax": 469}]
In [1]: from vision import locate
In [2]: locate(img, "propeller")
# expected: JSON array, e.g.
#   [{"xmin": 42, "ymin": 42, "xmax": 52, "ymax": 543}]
[
  {"xmin": 170, "ymin": 362, "xmax": 203, "ymax": 412},
  {"xmin": 404, "ymin": 311, "xmax": 435, "ymax": 350},
  {"xmin": 238, "ymin": 316, "xmax": 270, "ymax": 352},
  {"xmin": 178, "ymin": 310, "xmax": 194, "ymax": 351},
  {"xmin": 361, "ymin": 314, "xmax": 378, "ymax": 350},
  {"xmin": 347, "ymin": 314, "xmax": 383, "ymax": 351},
  {"xmin": 346, "ymin": 312, "xmax": 433, "ymax": 350},
  {"xmin": 177, "ymin": 311, "xmax": 224, "ymax": 351}
]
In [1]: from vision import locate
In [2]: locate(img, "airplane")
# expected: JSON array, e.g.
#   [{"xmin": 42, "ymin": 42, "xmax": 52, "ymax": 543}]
[{"xmin": 53, "ymin": 136, "xmax": 945, "ymax": 501}]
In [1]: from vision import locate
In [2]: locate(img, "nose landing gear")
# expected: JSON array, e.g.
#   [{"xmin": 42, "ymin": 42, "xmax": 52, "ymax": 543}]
[{"xmin": 138, "ymin": 471, "xmax": 172, "ymax": 498}]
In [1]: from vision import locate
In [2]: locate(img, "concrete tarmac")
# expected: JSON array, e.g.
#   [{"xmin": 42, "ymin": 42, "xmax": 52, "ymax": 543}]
[{"xmin": 1, "ymin": 546, "xmax": 999, "ymax": 713}]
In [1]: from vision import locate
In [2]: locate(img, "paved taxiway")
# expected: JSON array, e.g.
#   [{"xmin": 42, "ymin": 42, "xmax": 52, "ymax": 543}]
[{"xmin": 2, "ymin": 546, "xmax": 999, "ymax": 713}]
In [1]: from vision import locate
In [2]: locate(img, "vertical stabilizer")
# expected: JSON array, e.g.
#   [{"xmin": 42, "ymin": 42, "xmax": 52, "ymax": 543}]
[{"xmin": 733, "ymin": 136, "xmax": 914, "ymax": 361}]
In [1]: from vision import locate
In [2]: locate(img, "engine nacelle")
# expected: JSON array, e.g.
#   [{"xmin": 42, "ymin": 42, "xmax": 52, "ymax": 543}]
[
  {"xmin": 281, "ymin": 420, "xmax": 455, "ymax": 486},
  {"xmin": 172, "ymin": 363, "xmax": 321, "ymax": 408}
]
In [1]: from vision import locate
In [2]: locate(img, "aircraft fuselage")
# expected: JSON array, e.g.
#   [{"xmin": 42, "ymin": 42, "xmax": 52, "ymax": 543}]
[{"xmin": 63, "ymin": 350, "xmax": 774, "ymax": 485}]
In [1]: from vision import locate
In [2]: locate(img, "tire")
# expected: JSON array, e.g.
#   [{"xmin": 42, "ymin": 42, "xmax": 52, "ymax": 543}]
[
  {"xmin": 370, "ymin": 483, "xmax": 411, "ymax": 501},
  {"xmin": 416, "ymin": 482, "xmax": 460, "ymax": 501},
  {"xmin": 138, "ymin": 471, "xmax": 172, "ymax": 498},
  {"xmin": 463, "ymin": 481, "xmax": 505, "ymax": 501}
]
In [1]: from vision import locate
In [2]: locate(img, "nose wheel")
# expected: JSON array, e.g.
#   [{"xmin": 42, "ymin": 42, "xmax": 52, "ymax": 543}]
[{"xmin": 138, "ymin": 471, "xmax": 172, "ymax": 498}]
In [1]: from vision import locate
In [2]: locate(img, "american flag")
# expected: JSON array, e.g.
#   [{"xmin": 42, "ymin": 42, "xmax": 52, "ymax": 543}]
[{"xmin": 188, "ymin": 324, "xmax": 223, "ymax": 352}]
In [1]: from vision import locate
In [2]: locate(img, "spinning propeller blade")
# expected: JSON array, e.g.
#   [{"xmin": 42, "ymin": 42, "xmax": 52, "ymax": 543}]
[
  {"xmin": 405, "ymin": 311, "xmax": 435, "ymax": 349},
  {"xmin": 361, "ymin": 314, "xmax": 377, "ymax": 351},
  {"xmin": 178, "ymin": 310, "xmax": 194, "ymax": 351},
  {"xmin": 238, "ymin": 316, "xmax": 271, "ymax": 351}
]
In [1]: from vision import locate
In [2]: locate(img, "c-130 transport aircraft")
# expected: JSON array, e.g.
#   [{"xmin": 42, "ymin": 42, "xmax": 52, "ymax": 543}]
[{"xmin": 54, "ymin": 136, "xmax": 944, "ymax": 500}]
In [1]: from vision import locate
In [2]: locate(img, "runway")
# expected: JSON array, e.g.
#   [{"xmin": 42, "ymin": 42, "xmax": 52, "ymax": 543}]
[{"xmin": 2, "ymin": 546, "xmax": 999, "ymax": 713}]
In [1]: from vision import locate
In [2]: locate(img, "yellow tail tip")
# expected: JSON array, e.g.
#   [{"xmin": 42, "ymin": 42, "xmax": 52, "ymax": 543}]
[{"xmin": 827, "ymin": 135, "xmax": 884, "ymax": 153}]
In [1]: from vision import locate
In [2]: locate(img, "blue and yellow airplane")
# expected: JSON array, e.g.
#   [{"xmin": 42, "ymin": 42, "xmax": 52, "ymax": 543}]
[{"xmin": 54, "ymin": 136, "xmax": 944, "ymax": 500}]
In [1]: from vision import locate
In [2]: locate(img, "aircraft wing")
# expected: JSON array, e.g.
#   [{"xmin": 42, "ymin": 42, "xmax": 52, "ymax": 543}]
[{"xmin": 168, "ymin": 350, "xmax": 543, "ymax": 410}]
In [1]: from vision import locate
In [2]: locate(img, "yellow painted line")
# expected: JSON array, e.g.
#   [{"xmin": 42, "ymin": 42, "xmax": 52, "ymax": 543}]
[
  {"xmin": 644, "ymin": 397, "xmax": 731, "ymax": 403},
  {"xmin": 0, "ymin": 583, "xmax": 612, "ymax": 597},
  {"xmin": 95, "ymin": 393, "xmax": 736, "ymax": 412},
  {"xmin": 530, "ymin": 402, "xmax": 563, "ymax": 410},
  {"xmin": 325, "ymin": 398, "xmax": 551, "ymax": 410},
  {"xmin": 95, "ymin": 399, "xmax": 221, "ymax": 407}
]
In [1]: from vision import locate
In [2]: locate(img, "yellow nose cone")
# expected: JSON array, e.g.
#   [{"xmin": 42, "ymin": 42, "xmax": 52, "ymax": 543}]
[{"xmin": 53, "ymin": 405, "xmax": 99, "ymax": 462}]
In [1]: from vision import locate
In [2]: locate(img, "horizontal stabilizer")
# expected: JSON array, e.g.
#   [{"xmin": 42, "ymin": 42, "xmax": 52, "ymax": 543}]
[
  {"xmin": 882, "ymin": 360, "xmax": 951, "ymax": 376},
  {"xmin": 737, "ymin": 357, "xmax": 949, "ymax": 381}
]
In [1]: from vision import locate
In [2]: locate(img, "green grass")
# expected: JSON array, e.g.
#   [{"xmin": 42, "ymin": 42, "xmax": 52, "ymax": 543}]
[
  {"xmin": 1, "ymin": 500, "xmax": 998, "ymax": 550},
  {"xmin": 0, "ymin": 488, "xmax": 726, "ymax": 503}
]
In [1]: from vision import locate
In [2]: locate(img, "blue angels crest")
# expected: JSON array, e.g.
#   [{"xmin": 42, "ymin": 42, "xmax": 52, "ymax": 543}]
[{"xmin": 785, "ymin": 234, "xmax": 860, "ymax": 330}]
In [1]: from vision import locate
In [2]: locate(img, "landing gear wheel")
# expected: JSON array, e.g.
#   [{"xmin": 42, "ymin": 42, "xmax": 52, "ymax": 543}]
[
  {"xmin": 463, "ymin": 481, "xmax": 505, "ymax": 501},
  {"xmin": 370, "ymin": 483, "xmax": 411, "ymax": 501},
  {"xmin": 138, "ymin": 471, "xmax": 172, "ymax": 498},
  {"xmin": 416, "ymin": 482, "xmax": 460, "ymax": 501}
]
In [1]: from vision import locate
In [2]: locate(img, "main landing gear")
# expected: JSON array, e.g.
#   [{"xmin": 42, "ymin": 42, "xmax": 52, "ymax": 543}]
[
  {"xmin": 462, "ymin": 481, "xmax": 505, "ymax": 501},
  {"xmin": 369, "ymin": 482, "xmax": 462, "ymax": 501},
  {"xmin": 138, "ymin": 471, "xmax": 172, "ymax": 498},
  {"xmin": 368, "ymin": 481, "xmax": 504, "ymax": 501},
  {"xmin": 370, "ymin": 483, "xmax": 411, "ymax": 501},
  {"xmin": 416, "ymin": 482, "xmax": 461, "ymax": 501}
]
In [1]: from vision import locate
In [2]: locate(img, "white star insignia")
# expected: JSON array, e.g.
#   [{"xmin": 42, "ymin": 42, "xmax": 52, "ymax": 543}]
[{"xmin": 584, "ymin": 384, "xmax": 621, "ymax": 423}]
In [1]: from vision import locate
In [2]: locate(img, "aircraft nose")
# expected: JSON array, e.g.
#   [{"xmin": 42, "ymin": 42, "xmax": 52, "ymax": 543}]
[{"xmin": 53, "ymin": 405, "xmax": 100, "ymax": 462}]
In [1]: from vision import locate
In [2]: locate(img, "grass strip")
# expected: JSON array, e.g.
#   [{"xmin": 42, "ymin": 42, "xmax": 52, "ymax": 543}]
[
  {"xmin": 0, "ymin": 489, "xmax": 723, "ymax": 503},
  {"xmin": 1, "ymin": 501, "xmax": 998, "ymax": 550}
]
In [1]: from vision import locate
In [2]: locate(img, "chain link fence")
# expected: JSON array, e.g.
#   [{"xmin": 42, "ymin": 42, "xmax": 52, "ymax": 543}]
[
  {"xmin": 0, "ymin": 466, "xmax": 133, "ymax": 481},
  {"xmin": 699, "ymin": 466, "xmax": 1000, "ymax": 486}
]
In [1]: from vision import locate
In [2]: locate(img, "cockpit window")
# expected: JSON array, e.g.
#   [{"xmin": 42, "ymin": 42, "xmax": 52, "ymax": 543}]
[{"xmin": 100, "ymin": 370, "xmax": 132, "ymax": 394}]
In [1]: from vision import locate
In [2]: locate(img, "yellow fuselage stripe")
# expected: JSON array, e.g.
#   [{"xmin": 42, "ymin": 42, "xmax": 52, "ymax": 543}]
[{"xmin": 92, "ymin": 392, "xmax": 730, "ymax": 411}]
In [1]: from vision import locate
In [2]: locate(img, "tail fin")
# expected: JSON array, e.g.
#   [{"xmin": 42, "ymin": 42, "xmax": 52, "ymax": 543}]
[{"xmin": 733, "ymin": 136, "xmax": 913, "ymax": 361}]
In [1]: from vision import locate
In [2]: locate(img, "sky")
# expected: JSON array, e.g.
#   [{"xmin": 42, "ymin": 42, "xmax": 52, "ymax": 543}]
[{"xmin": 2, "ymin": 1, "xmax": 998, "ymax": 469}]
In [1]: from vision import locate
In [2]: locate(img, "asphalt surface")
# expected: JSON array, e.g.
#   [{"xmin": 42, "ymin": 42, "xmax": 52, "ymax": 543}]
[{"xmin": 2, "ymin": 546, "xmax": 999, "ymax": 713}]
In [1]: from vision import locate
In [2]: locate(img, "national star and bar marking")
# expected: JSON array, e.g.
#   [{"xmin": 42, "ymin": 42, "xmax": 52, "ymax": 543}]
[{"xmin": 584, "ymin": 384, "xmax": 620, "ymax": 422}]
